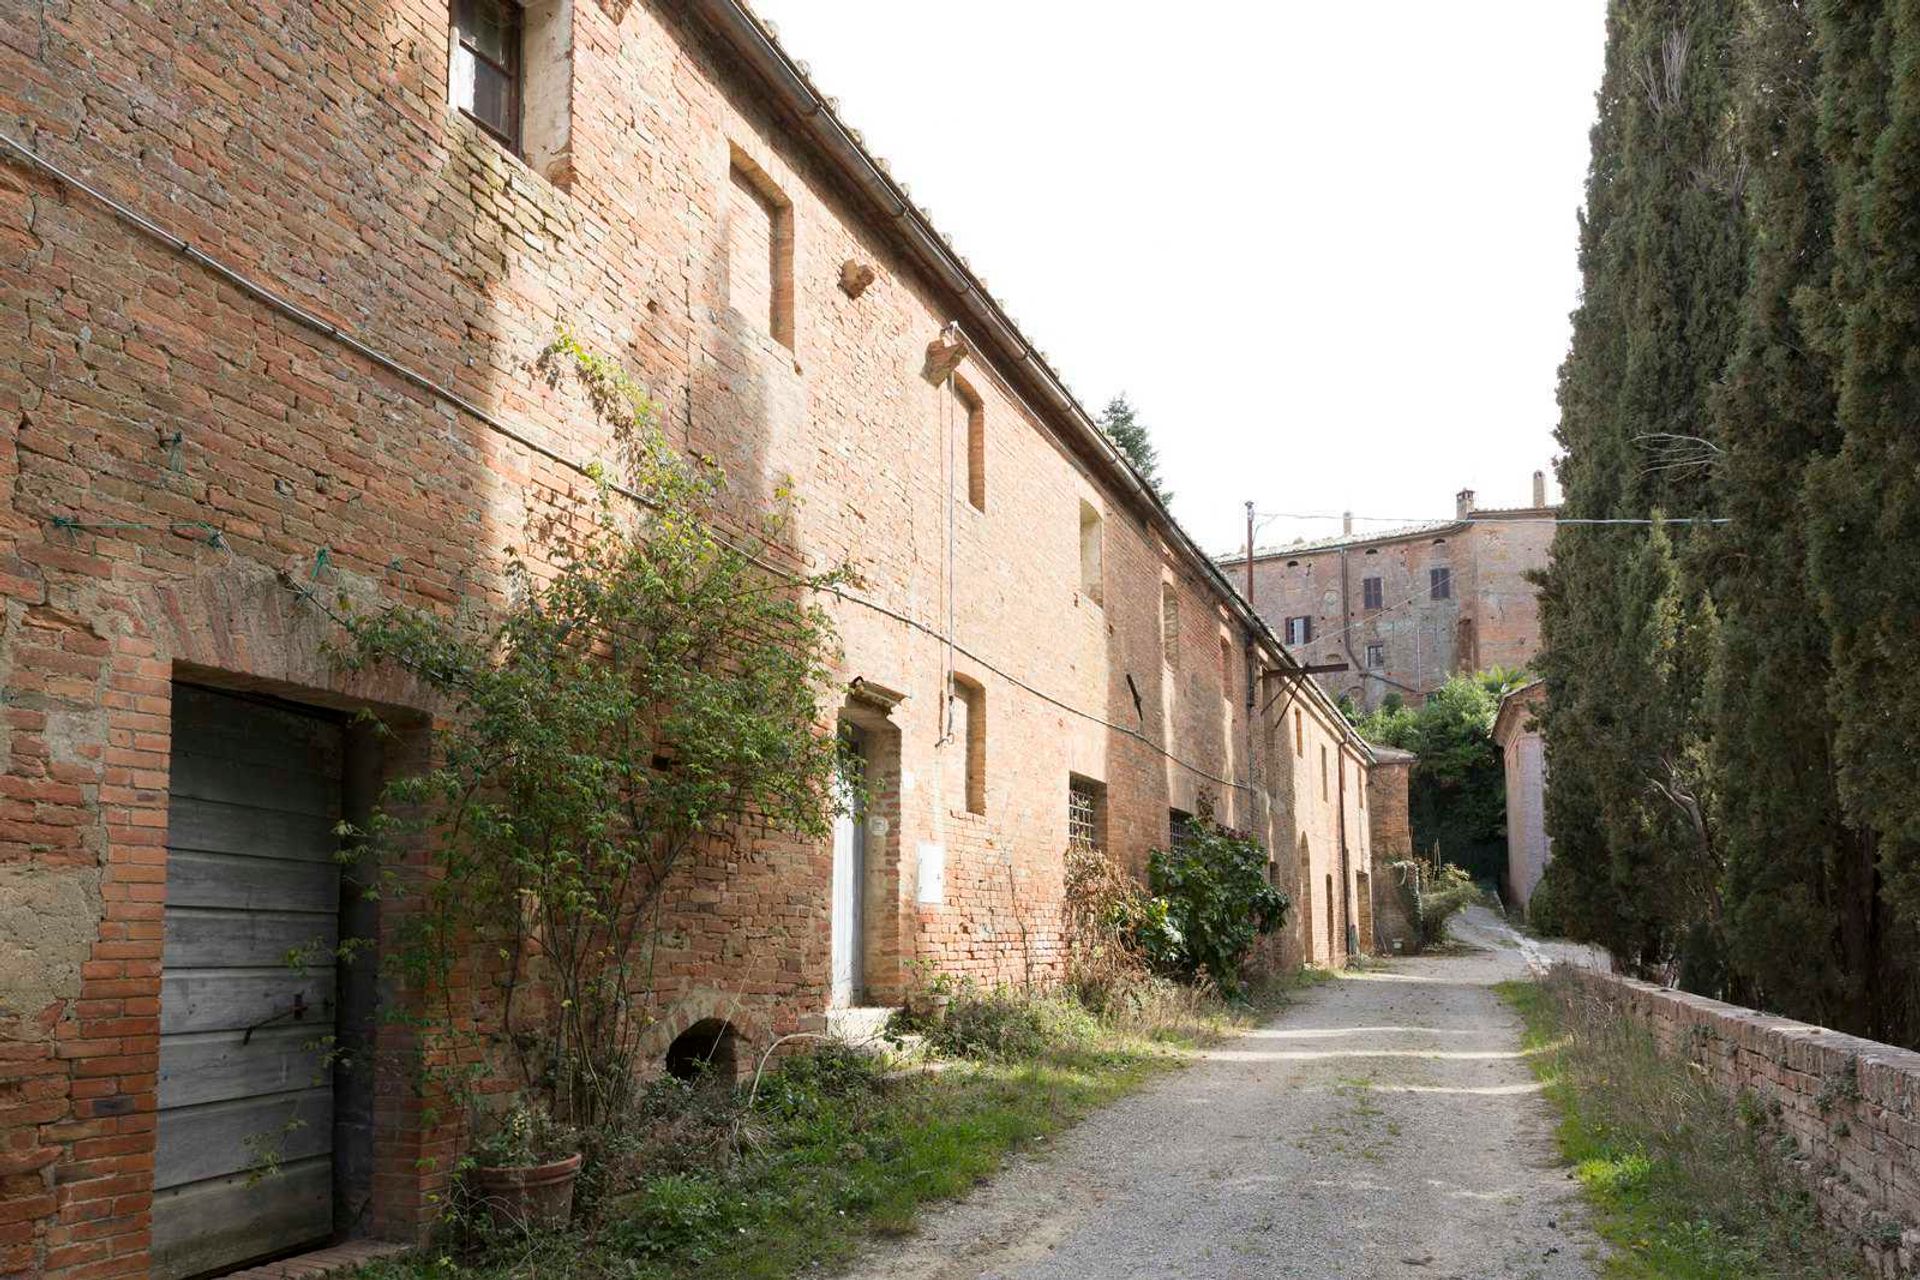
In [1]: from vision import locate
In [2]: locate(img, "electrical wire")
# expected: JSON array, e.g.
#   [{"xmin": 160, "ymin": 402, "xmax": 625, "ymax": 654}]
[{"xmin": 2, "ymin": 127, "xmax": 1271, "ymax": 796}]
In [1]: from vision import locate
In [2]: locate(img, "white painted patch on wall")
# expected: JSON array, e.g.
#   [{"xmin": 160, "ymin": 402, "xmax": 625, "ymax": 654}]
[{"xmin": 916, "ymin": 841, "xmax": 945, "ymax": 905}]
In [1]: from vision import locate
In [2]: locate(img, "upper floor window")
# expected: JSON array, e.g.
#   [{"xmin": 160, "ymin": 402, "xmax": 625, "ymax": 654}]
[
  {"xmin": 954, "ymin": 377, "xmax": 985, "ymax": 511},
  {"xmin": 1161, "ymin": 583, "xmax": 1180, "ymax": 663},
  {"xmin": 1079, "ymin": 502, "xmax": 1104, "ymax": 606},
  {"xmin": 1320, "ymin": 744, "xmax": 1329, "ymax": 800},
  {"xmin": 727, "ymin": 151, "xmax": 795, "ymax": 349},
  {"xmin": 1362, "ymin": 576, "xmax": 1383, "ymax": 609},
  {"xmin": 1219, "ymin": 636, "xmax": 1234, "ymax": 696},
  {"xmin": 453, "ymin": 0, "xmax": 522, "ymax": 150},
  {"xmin": 1365, "ymin": 642, "xmax": 1385, "ymax": 669},
  {"xmin": 1430, "ymin": 567, "xmax": 1452, "ymax": 600},
  {"xmin": 1284, "ymin": 615, "xmax": 1312, "ymax": 646},
  {"xmin": 1294, "ymin": 707, "xmax": 1304, "ymax": 756}
]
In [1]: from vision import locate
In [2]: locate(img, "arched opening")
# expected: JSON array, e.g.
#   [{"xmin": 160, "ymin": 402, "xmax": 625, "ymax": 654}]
[{"xmin": 665, "ymin": 1018, "xmax": 741, "ymax": 1083}]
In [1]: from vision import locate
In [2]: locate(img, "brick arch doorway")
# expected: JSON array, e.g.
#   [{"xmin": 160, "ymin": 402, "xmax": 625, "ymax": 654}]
[{"xmin": 833, "ymin": 680, "xmax": 905, "ymax": 1008}]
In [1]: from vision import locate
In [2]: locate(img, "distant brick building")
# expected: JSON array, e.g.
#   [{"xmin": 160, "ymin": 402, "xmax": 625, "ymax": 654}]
[
  {"xmin": 0, "ymin": 2, "xmax": 1375, "ymax": 1276},
  {"xmin": 1223, "ymin": 477, "xmax": 1556, "ymax": 711},
  {"xmin": 1494, "ymin": 681, "xmax": 1550, "ymax": 913}
]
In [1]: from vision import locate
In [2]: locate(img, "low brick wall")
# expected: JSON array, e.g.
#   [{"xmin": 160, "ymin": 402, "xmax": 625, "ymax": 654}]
[{"xmin": 1559, "ymin": 965, "xmax": 1920, "ymax": 1276}]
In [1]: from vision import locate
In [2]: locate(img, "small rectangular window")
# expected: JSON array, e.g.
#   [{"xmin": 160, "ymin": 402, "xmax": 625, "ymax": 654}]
[
  {"xmin": 1320, "ymin": 744, "xmax": 1329, "ymax": 800},
  {"xmin": 727, "ymin": 152, "xmax": 795, "ymax": 349},
  {"xmin": 954, "ymin": 378, "xmax": 986, "ymax": 511},
  {"xmin": 1079, "ymin": 501, "xmax": 1104, "ymax": 606},
  {"xmin": 1068, "ymin": 775, "xmax": 1106, "ymax": 852},
  {"xmin": 1362, "ymin": 576, "xmax": 1383, "ymax": 610},
  {"xmin": 952, "ymin": 675, "xmax": 985, "ymax": 814},
  {"xmin": 1430, "ymin": 567, "xmax": 1452, "ymax": 601},
  {"xmin": 1169, "ymin": 807, "xmax": 1197, "ymax": 851},
  {"xmin": 1285, "ymin": 616, "xmax": 1312, "ymax": 646},
  {"xmin": 1294, "ymin": 707, "xmax": 1303, "ymax": 756},
  {"xmin": 1161, "ymin": 583, "xmax": 1180, "ymax": 662},
  {"xmin": 452, "ymin": 0, "xmax": 522, "ymax": 150},
  {"xmin": 1365, "ymin": 642, "xmax": 1384, "ymax": 669},
  {"xmin": 1219, "ymin": 636, "xmax": 1233, "ymax": 695}
]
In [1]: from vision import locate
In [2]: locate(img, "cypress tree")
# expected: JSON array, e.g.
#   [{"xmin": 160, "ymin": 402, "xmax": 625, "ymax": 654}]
[
  {"xmin": 1538, "ymin": 0, "xmax": 1748, "ymax": 979},
  {"xmin": 1096, "ymin": 395, "xmax": 1171, "ymax": 504},
  {"xmin": 1800, "ymin": 1, "xmax": 1920, "ymax": 1036}
]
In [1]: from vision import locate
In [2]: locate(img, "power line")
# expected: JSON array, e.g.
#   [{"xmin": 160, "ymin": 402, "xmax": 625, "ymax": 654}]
[{"xmin": 1252, "ymin": 510, "xmax": 1730, "ymax": 528}]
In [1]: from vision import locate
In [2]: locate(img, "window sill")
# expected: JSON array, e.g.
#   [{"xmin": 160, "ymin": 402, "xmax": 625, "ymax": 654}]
[{"xmin": 447, "ymin": 109, "xmax": 575, "ymax": 196}]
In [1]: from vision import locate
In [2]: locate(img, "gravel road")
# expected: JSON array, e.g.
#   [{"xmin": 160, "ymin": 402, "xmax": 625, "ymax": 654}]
[{"xmin": 837, "ymin": 907, "xmax": 1604, "ymax": 1280}]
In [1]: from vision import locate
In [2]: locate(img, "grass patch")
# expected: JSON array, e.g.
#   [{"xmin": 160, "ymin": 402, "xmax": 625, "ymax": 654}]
[
  {"xmin": 1499, "ymin": 975, "xmax": 1870, "ymax": 1280},
  {"xmin": 356, "ymin": 972, "xmax": 1321, "ymax": 1280}
]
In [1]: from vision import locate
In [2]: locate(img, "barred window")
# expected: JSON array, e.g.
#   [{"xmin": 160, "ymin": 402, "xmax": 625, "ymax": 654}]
[
  {"xmin": 1068, "ymin": 775, "xmax": 1105, "ymax": 852},
  {"xmin": 1365, "ymin": 642, "xmax": 1385, "ymax": 669},
  {"xmin": 1170, "ymin": 807, "xmax": 1197, "ymax": 851}
]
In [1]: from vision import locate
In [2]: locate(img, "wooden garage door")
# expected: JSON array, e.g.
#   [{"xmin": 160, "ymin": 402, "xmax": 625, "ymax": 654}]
[{"xmin": 154, "ymin": 685, "xmax": 344, "ymax": 1280}]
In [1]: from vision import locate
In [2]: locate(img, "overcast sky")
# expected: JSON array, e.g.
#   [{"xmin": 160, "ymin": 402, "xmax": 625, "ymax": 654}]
[{"xmin": 750, "ymin": 2, "xmax": 1609, "ymax": 554}]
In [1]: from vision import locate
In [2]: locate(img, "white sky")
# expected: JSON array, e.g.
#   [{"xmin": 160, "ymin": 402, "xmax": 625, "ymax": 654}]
[{"xmin": 750, "ymin": 2, "xmax": 1609, "ymax": 554}]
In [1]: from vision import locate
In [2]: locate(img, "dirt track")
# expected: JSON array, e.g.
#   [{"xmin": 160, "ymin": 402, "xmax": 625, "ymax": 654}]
[{"xmin": 838, "ymin": 907, "xmax": 1605, "ymax": 1280}]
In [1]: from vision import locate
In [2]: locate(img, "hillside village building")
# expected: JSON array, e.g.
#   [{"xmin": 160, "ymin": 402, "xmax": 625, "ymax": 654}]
[
  {"xmin": 1224, "ymin": 478, "xmax": 1556, "ymax": 711},
  {"xmin": 0, "ymin": 2, "xmax": 1384, "ymax": 1276}
]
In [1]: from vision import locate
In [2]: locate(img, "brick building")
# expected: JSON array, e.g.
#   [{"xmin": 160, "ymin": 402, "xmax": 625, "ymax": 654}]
[
  {"xmin": 1223, "ymin": 477, "xmax": 1556, "ymax": 711},
  {"xmin": 0, "ymin": 2, "xmax": 1375, "ymax": 1276},
  {"xmin": 1494, "ymin": 680, "xmax": 1550, "ymax": 913}
]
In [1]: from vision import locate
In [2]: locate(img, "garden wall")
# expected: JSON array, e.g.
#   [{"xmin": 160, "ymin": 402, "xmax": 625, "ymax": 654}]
[{"xmin": 1560, "ymin": 965, "xmax": 1920, "ymax": 1276}]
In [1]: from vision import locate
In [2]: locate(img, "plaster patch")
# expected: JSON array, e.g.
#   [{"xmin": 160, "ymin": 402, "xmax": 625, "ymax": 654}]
[{"xmin": 0, "ymin": 865, "xmax": 103, "ymax": 1019}]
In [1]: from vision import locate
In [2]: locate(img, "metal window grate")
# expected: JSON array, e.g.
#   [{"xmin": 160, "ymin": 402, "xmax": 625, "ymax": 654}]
[{"xmin": 1069, "ymin": 778, "xmax": 1102, "ymax": 851}]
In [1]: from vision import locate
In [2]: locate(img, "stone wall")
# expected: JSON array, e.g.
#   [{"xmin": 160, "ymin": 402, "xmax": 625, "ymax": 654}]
[
  {"xmin": 1562, "ymin": 966, "xmax": 1920, "ymax": 1276},
  {"xmin": 1495, "ymin": 682, "xmax": 1550, "ymax": 911},
  {"xmin": 1364, "ymin": 751, "xmax": 1416, "ymax": 953}
]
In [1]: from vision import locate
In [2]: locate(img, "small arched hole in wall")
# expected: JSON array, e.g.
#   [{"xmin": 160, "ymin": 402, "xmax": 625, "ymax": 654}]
[{"xmin": 665, "ymin": 1018, "xmax": 741, "ymax": 1083}]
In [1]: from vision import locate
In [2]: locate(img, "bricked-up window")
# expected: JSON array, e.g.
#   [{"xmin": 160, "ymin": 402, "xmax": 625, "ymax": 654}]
[
  {"xmin": 452, "ymin": 0, "xmax": 522, "ymax": 149},
  {"xmin": 1294, "ymin": 707, "xmax": 1304, "ymax": 756},
  {"xmin": 1362, "ymin": 576, "xmax": 1383, "ymax": 609},
  {"xmin": 954, "ymin": 377, "xmax": 985, "ymax": 511},
  {"xmin": 951, "ymin": 674, "xmax": 986, "ymax": 814},
  {"xmin": 1079, "ymin": 501, "xmax": 1104, "ymax": 606},
  {"xmin": 1430, "ymin": 567, "xmax": 1452, "ymax": 600},
  {"xmin": 1161, "ymin": 583, "xmax": 1180, "ymax": 663},
  {"xmin": 1068, "ymin": 775, "xmax": 1106, "ymax": 851},
  {"xmin": 727, "ymin": 151, "xmax": 795, "ymax": 349},
  {"xmin": 1365, "ymin": 642, "xmax": 1384, "ymax": 669}
]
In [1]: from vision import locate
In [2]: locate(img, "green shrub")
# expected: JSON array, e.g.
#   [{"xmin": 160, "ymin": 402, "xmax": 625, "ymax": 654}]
[
  {"xmin": 1526, "ymin": 864, "xmax": 1568, "ymax": 937},
  {"xmin": 1392, "ymin": 858, "xmax": 1480, "ymax": 951},
  {"xmin": 923, "ymin": 984, "xmax": 1098, "ymax": 1062},
  {"xmin": 1147, "ymin": 818, "xmax": 1288, "ymax": 992}
]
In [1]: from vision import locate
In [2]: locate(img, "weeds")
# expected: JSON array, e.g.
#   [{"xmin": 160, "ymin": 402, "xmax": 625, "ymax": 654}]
[{"xmin": 1500, "ymin": 973, "xmax": 1870, "ymax": 1279}]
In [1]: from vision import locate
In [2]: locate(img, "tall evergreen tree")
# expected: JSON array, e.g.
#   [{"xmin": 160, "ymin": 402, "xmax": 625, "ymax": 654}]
[
  {"xmin": 1097, "ymin": 395, "xmax": 1171, "ymax": 504},
  {"xmin": 1537, "ymin": 0, "xmax": 1748, "ymax": 981},
  {"xmin": 1800, "ymin": 1, "xmax": 1920, "ymax": 1036}
]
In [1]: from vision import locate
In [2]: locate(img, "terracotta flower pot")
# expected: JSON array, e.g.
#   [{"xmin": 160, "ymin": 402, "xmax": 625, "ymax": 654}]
[{"xmin": 471, "ymin": 1151, "xmax": 583, "ymax": 1231}]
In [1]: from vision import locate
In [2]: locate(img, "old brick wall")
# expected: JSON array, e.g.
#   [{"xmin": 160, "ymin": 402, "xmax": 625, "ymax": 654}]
[
  {"xmin": 1365, "ymin": 753, "xmax": 1416, "ymax": 953},
  {"xmin": 0, "ymin": 2, "xmax": 1369, "ymax": 1273},
  {"xmin": 1561, "ymin": 966, "xmax": 1920, "ymax": 1277},
  {"xmin": 1495, "ymin": 682, "xmax": 1549, "ymax": 911}
]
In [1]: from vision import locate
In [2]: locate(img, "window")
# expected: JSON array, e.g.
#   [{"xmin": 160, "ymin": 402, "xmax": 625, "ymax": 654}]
[
  {"xmin": 452, "ymin": 0, "xmax": 522, "ymax": 149},
  {"xmin": 1079, "ymin": 501, "xmax": 1104, "ymax": 606},
  {"xmin": 1219, "ymin": 636, "xmax": 1233, "ymax": 695},
  {"xmin": 727, "ymin": 152, "xmax": 795, "ymax": 348},
  {"xmin": 1170, "ymin": 808, "xmax": 1197, "ymax": 851},
  {"xmin": 1320, "ymin": 744, "xmax": 1328, "ymax": 800},
  {"xmin": 951, "ymin": 675, "xmax": 985, "ymax": 814},
  {"xmin": 1430, "ymin": 567, "xmax": 1452, "ymax": 600},
  {"xmin": 1068, "ymin": 775, "xmax": 1106, "ymax": 851},
  {"xmin": 1362, "ymin": 576, "xmax": 1383, "ymax": 610},
  {"xmin": 1294, "ymin": 707, "xmax": 1303, "ymax": 756},
  {"xmin": 1365, "ymin": 642, "xmax": 1384, "ymax": 669},
  {"xmin": 954, "ymin": 378, "xmax": 985, "ymax": 511},
  {"xmin": 1284, "ymin": 615, "xmax": 1312, "ymax": 646},
  {"xmin": 1161, "ymin": 583, "xmax": 1180, "ymax": 662}
]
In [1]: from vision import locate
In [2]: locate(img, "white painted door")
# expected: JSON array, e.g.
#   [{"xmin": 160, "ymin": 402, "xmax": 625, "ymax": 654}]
[{"xmin": 830, "ymin": 731, "xmax": 866, "ymax": 1007}]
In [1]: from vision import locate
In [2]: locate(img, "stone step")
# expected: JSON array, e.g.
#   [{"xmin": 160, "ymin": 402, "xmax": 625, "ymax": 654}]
[{"xmin": 824, "ymin": 1004, "xmax": 899, "ymax": 1048}]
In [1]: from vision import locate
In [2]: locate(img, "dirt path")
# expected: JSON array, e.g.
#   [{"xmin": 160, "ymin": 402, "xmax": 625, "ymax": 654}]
[{"xmin": 839, "ymin": 907, "xmax": 1605, "ymax": 1280}]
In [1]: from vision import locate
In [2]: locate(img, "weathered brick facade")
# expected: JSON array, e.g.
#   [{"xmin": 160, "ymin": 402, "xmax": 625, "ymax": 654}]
[
  {"xmin": 0, "ymin": 2, "xmax": 1373, "ymax": 1275},
  {"xmin": 1224, "ymin": 480, "xmax": 1555, "ymax": 711},
  {"xmin": 1364, "ymin": 746, "xmax": 1416, "ymax": 953},
  {"xmin": 1495, "ymin": 681, "xmax": 1549, "ymax": 912}
]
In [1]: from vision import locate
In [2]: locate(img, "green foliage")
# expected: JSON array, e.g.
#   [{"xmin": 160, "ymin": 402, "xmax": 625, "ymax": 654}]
[
  {"xmin": 1145, "ymin": 818, "xmax": 1288, "ymax": 993},
  {"xmin": 1501, "ymin": 976, "xmax": 1870, "ymax": 1279},
  {"xmin": 327, "ymin": 334, "xmax": 848, "ymax": 1137},
  {"xmin": 1354, "ymin": 670, "xmax": 1520, "ymax": 882},
  {"xmin": 469, "ymin": 1099, "xmax": 578, "ymax": 1169},
  {"xmin": 1406, "ymin": 861, "xmax": 1481, "ymax": 950},
  {"xmin": 1096, "ymin": 394, "xmax": 1171, "ymax": 504},
  {"xmin": 921, "ymin": 983, "xmax": 1100, "ymax": 1063}
]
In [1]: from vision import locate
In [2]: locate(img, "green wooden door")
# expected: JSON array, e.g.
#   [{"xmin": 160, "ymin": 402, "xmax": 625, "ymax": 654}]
[{"xmin": 153, "ymin": 686, "xmax": 344, "ymax": 1279}]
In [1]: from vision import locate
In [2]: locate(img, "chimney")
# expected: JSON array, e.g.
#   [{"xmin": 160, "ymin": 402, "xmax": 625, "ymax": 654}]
[
  {"xmin": 1342, "ymin": 510, "xmax": 1353, "ymax": 535},
  {"xmin": 1456, "ymin": 488, "xmax": 1475, "ymax": 519},
  {"xmin": 1532, "ymin": 470, "xmax": 1547, "ymax": 508}
]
